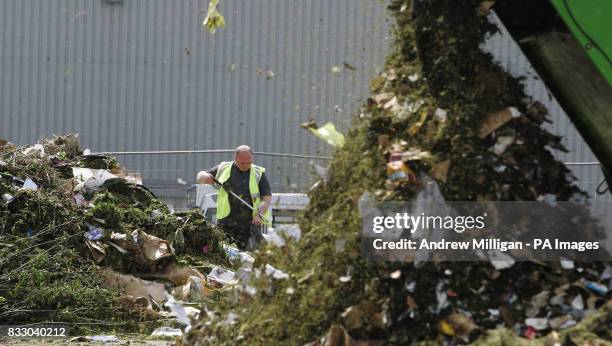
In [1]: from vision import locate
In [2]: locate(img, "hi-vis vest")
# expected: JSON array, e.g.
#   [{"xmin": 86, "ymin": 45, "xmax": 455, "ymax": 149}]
[{"xmin": 215, "ymin": 161, "xmax": 272, "ymax": 225}]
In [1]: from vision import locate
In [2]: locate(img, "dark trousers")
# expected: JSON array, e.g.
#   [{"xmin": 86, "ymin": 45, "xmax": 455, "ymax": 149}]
[{"xmin": 218, "ymin": 219, "xmax": 263, "ymax": 250}]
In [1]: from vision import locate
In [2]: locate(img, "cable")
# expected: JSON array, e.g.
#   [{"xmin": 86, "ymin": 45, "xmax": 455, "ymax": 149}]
[
  {"xmin": 562, "ymin": 0, "xmax": 611, "ymax": 66},
  {"xmin": 596, "ymin": 177, "xmax": 609, "ymax": 195},
  {"xmin": 91, "ymin": 149, "xmax": 331, "ymax": 160}
]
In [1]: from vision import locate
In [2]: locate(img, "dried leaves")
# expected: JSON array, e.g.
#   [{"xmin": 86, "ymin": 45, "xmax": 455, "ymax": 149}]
[
  {"xmin": 202, "ymin": 0, "xmax": 225, "ymax": 34},
  {"xmin": 479, "ymin": 107, "xmax": 520, "ymax": 138}
]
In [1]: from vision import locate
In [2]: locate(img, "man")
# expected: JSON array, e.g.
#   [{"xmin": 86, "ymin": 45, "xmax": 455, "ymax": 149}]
[{"xmin": 196, "ymin": 145, "xmax": 272, "ymax": 249}]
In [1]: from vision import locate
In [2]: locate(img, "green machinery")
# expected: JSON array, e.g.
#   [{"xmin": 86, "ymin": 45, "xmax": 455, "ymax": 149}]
[
  {"xmin": 498, "ymin": 0, "xmax": 612, "ymax": 194},
  {"xmin": 550, "ymin": 0, "xmax": 612, "ymax": 87}
]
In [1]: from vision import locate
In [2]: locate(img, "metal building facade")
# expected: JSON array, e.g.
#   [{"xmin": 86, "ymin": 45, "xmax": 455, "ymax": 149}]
[
  {"xmin": 1, "ymin": 2, "xmax": 608, "ymax": 211},
  {"xmin": 0, "ymin": 0, "xmax": 392, "ymax": 208}
]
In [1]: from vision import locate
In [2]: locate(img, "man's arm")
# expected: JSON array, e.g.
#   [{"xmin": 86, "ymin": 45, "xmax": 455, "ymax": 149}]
[
  {"xmin": 258, "ymin": 195, "xmax": 272, "ymax": 214},
  {"xmin": 257, "ymin": 172, "xmax": 272, "ymax": 214},
  {"xmin": 196, "ymin": 166, "xmax": 218, "ymax": 185},
  {"xmin": 252, "ymin": 195, "xmax": 271, "ymax": 225}
]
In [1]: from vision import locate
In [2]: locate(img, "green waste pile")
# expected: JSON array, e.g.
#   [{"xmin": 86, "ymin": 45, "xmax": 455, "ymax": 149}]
[
  {"xmin": 0, "ymin": 134, "xmax": 230, "ymax": 333},
  {"xmin": 184, "ymin": 1, "xmax": 611, "ymax": 345}
]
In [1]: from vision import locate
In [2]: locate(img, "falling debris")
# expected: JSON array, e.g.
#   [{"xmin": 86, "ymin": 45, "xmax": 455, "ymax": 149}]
[
  {"xmin": 371, "ymin": 92, "xmax": 395, "ymax": 105},
  {"xmin": 492, "ymin": 135, "xmax": 516, "ymax": 155},
  {"xmin": 302, "ymin": 121, "xmax": 346, "ymax": 147},
  {"xmin": 477, "ymin": 1, "xmax": 495, "ymax": 17},
  {"xmin": 430, "ymin": 159, "xmax": 451, "ymax": 183},
  {"xmin": 479, "ymin": 107, "xmax": 518, "ymax": 138},
  {"xmin": 342, "ymin": 62, "xmax": 356, "ymax": 70},
  {"xmin": 4, "ymin": 0, "xmax": 611, "ymax": 345},
  {"xmin": 434, "ymin": 108, "xmax": 448, "ymax": 122},
  {"xmin": 202, "ymin": 0, "xmax": 225, "ymax": 34}
]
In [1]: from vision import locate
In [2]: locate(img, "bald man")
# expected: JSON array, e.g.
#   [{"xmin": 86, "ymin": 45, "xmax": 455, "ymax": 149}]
[{"xmin": 197, "ymin": 145, "xmax": 272, "ymax": 249}]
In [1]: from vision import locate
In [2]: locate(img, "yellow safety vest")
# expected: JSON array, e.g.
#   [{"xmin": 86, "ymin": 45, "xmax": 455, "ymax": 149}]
[{"xmin": 215, "ymin": 161, "xmax": 272, "ymax": 225}]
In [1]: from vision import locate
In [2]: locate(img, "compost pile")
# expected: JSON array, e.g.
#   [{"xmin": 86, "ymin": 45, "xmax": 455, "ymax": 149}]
[
  {"xmin": 184, "ymin": 1, "xmax": 611, "ymax": 345},
  {"xmin": 0, "ymin": 134, "xmax": 229, "ymax": 332}
]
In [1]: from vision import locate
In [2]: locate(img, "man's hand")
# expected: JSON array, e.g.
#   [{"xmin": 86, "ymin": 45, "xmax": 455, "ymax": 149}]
[
  {"xmin": 252, "ymin": 196, "xmax": 271, "ymax": 225},
  {"xmin": 252, "ymin": 214, "xmax": 262, "ymax": 226},
  {"xmin": 196, "ymin": 171, "xmax": 214, "ymax": 185},
  {"xmin": 257, "ymin": 203, "xmax": 267, "ymax": 216}
]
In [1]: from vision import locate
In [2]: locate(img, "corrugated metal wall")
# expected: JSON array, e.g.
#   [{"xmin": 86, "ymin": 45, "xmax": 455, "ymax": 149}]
[
  {"xmin": 483, "ymin": 12, "xmax": 611, "ymax": 225},
  {"xmin": 0, "ymin": 0, "xmax": 392, "ymax": 208},
  {"xmin": 3, "ymin": 2, "xmax": 608, "ymax": 212}
]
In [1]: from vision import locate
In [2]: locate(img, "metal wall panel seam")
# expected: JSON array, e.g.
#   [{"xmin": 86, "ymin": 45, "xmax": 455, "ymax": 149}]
[
  {"xmin": 0, "ymin": 1, "xmax": 4, "ymax": 130},
  {"xmin": 12, "ymin": 0, "xmax": 18, "ymax": 140},
  {"xmin": 0, "ymin": 1, "xmax": 8, "ymax": 134},
  {"xmin": 84, "ymin": 0, "xmax": 92, "ymax": 141},
  {"xmin": 10, "ymin": 0, "xmax": 15, "ymax": 137},
  {"xmin": 153, "ymin": 1, "xmax": 164, "ymax": 165},
  {"xmin": 299, "ymin": 1, "xmax": 311, "ymax": 159},
  {"xmin": 191, "ymin": 0, "xmax": 203, "ymax": 166},
  {"xmin": 116, "ymin": 1, "xmax": 125, "ymax": 152},
  {"xmin": 66, "ymin": 0, "xmax": 75, "ymax": 138},
  {"xmin": 178, "ymin": 0, "xmax": 190, "ymax": 177},
  {"xmin": 201, "ymin": 1, "xmax": 213, "ymax": 161},
  {"xmin": 241, "ymin": 0, "xmax": 251, "ymax": 150},
  {"xmin": 102, "ymin": 2, "xmax": 111, "ymax": 150},
  {"xmin": 17, "ymin": 0, "xmax": 24, "ymax": 142},
  {"xmin": 106, "ymin": 0, "xmax": 115, "ymax": 150},
  {"xmin": 61, "ymin": 0, "xmax": 69, "ymax": 137},
  {"xmin": 159, "ymin": 0, "xmax": 169, "ymax": 160},
  {"xmin": 28, "ymin": 0, "xmax": 44, "ymax": 136},
  {"xmin": 250, "ymin": 0, "xmax": 262, "ymax": 150},
  {"xmin": 161, "ymin": 1, "xmax": 177, "ymax": 170},
  {"xmin": 281, "ymin": 0, "xmax": 291, "ymax": 162},
  {"xmin": 175, "ymin": 0, "xmax": 186, "ymax": 174},
  {"xmin": 228, "ymin": 1, "xmax": 239, "ymax": 166},
  {"xmin": 25, "ymin": 0, "xmax": 34, "ymax": 140},
  {"xmin": 286, "ymin": 0, "xmax": 299, "ymax": 161},
  {"xmin": 216, "ymin": 1, "xmax": 224, "ymax": 159},
  {"xmin": 75, "ymin": 0, "xmax": 83, "ymax": 139},
  {"xmin": 221, "ymin": 1, "xmax": 232, "ymax": 153},
  {"xmin": 136, "ymin": 0, "xmax": 146, "ymax": 158},
  {"xmin": 164, "ymin": 0, "xmax": 173, "ymax": 177},
  {"xmin": 171, "ymin": 0, "xmax": 180, "ymax": 160},
  {"xmin": 85, "ymin": 0, "xmax": 94, "ymax": 148},
  {"xmin": 328, "ymin": 0, "xmax": 339, "ymax": 127},
  {"xmin": 44, "ymin": 0, "xmax": 51, "ymax": 137},
  {"xmin": 125, "ymin": 0, "xmax": 134, "ymax": 151},
  {"xmin": 267, "ymin": 0, "xmax": 278, "ymax": 157}
]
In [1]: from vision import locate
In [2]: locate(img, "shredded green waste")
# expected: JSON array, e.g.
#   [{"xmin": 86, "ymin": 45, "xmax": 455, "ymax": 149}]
[
  {"xmin": 183, "ymin": 1, "xmax": 611, "ymax": 345},
  {"xmin": 0, "ymin": 134, "xmax": 230, "ymax": 334},
  {"xmin": 0, "ymin": 0, "xmax": 609, "ymax": 344}
]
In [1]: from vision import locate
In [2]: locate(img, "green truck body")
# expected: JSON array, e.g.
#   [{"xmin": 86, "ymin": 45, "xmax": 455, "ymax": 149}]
[{"xmin": 550, "ymin": 0, "xmax": 612, "ymax": 87}]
